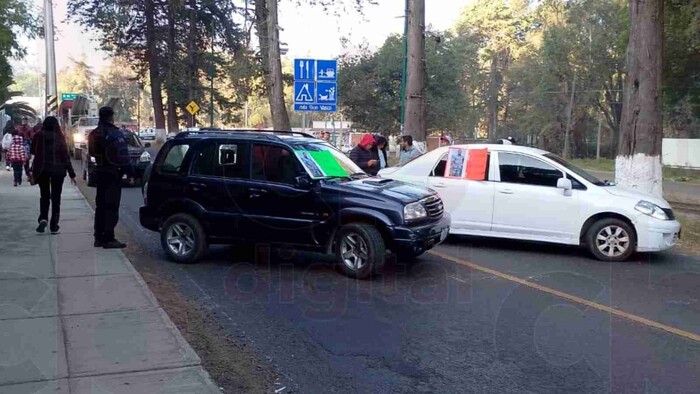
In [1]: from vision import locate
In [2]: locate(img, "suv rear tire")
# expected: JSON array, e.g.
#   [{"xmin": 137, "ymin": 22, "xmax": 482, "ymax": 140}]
[
  {"xmin": 161, "ymin": 213, "xmax": 207, "ymax": 264},
  {"xmin": 586, "ymin": 218, "xmax": 636, "ymax": 262},
  {"xmin": 335, "ymin": 224, "xmax": 386, "ymax": 279}
]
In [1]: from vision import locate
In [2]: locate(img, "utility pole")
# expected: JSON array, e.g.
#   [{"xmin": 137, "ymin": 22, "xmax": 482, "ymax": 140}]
[
  {"xmin": 403, "ymin": 0, "xmax": 426, "ymax": 151},
  {"xmin": 399, "ymin": 0, "xmax": 409, "ymax": 133},
  {"xmin": 43, "ymin": 0, "xmax": 58, "ymax": 118},
  {"xmin": 563, "ymin": 70, "xmax": 576, "ymax": 159}
]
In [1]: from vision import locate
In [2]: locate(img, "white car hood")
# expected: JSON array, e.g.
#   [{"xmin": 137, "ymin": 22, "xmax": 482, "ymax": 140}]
[
  {"xmin": 603, "ymin": 185, "xmax": 671, "ymax": 208},
  {"xmin": 378, "ymin": 167, "xmax": 400, "ymax": 176}
]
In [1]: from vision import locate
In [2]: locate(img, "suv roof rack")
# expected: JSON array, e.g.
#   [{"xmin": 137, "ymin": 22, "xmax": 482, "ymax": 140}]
[{"xmin": 173, "ymin": 128, "xmax": 315, "ymax": 140}]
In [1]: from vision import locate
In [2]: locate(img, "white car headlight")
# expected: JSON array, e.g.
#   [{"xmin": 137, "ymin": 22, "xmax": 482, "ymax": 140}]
[
  {"xmin": 635, "ymin": 200, "xmax": 669, "ymax": 220},
  {"xmin": 404, "ymin": 201, "xmax": 428, "ymax": 222},
  {"xmin": 140, "ymin": 151, "xmax": 151, "ymax": 162},
  {"xmin": 73, "ymin": 133, "xmax": 85, "ymax": 143}
]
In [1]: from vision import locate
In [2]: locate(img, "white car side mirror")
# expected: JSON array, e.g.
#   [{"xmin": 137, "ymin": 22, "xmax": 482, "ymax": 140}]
[{"xmin": 557, "ymin": 177, "xmax": 573, "ymax": 196}]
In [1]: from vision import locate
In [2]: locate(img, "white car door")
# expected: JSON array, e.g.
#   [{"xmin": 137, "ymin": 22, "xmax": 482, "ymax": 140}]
[
  {"xmin": 427, "ymin": 152, "xmax": 495, "ymax": 233},
  {"xmin": 491, "ymin": 152, "xmax": 581, "ymax": 243}
]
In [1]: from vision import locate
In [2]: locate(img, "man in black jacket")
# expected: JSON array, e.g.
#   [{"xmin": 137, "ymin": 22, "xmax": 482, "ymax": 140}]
[{"xmin": 88, "ymin": 107, "xmax": 134, "ymax": 249}]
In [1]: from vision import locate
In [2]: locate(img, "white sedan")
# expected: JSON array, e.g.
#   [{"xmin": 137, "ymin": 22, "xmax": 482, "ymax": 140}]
[{"xmin": 379, "ymin": 144, "xmax": 681, "ymax": 261}]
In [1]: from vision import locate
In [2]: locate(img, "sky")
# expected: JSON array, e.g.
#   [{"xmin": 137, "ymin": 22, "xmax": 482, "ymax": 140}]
[{"xmin": 13, "ymin": 0, "xmax": 472, "ymax": 76}]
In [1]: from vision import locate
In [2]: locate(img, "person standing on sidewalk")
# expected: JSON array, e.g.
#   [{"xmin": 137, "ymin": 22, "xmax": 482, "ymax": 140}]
[
  {"xmin": 88, "ymin": 107, "xmax": 134, "ymax": 249},
  {"xmin": 30, "ymin": 116, "xmax": 77, "ymax": 234},
  {"xmin": 7, "ymin": 132, "xmax": 27, "ymax": 186}
]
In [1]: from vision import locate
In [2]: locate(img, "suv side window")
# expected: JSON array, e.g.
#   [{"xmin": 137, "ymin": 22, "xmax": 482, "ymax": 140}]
[
  {"xmin": 191, "ymin": 142, "xmax": 249, "ymax": 179},
  {"xmin": 252, "ymin": 144, "xmax": 302, "ymax": 185},
  {"xmin": 498, "ymin": 152, "xmax": 562, "ymax": 187},
  {"xmin": 160, "ymin": 144, "xmax": 190, "ymax": 174}
]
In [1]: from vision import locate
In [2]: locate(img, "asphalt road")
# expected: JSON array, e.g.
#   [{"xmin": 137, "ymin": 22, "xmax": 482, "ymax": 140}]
[{"xmin": 72, "ymin": 156, "xmax": 700, "ymax": 393}]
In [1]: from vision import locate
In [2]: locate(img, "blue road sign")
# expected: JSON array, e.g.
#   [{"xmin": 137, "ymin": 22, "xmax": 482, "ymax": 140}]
[
  {"xmin": 316, "ymin": 60, "xmax": 337, "ymax": 82},
  {"xmin": 294, "ymin": 59, "xmax": 315, "ymax": 81},
  {"xmin": 294, "ymin": 58, "xmax": 337, "ymax": 112}
]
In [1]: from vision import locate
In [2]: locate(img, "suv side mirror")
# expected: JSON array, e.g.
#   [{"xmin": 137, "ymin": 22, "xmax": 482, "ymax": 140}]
[
  {"xmin": 295, "ymin": 175, "xmax": 313, "ymax": 189},
  {"xmin": 557, "ymin": 177, "xmax": 573, "ymax": 196},
  {"xmin": 145, "ymin": 142, "xmax": 152, "ymax": 148}
]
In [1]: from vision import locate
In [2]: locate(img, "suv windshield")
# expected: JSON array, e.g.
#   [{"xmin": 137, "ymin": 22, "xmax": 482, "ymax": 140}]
[
  {"xmin": 123, "ymin": 132, "xmax": 142, "ymax": 148},
  {"xmin": 291, "ymin": 142, "xmax": 364, "ymax": 179},
  {"xmin": 544, "ymin": 153, "xmax": 611, "ymax": 186}
]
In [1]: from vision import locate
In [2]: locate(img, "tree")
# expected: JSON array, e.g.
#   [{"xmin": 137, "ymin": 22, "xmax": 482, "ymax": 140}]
[
  {"xmin": 68, "ymin": 0, "xmax": 244, "ymax": 135},
  {"xmin": 0, "ymin": 0, "xmax": 40, "ymax": 105},
  {"xmin": 616, "ymin": 0, "xmax": 664, "ymax": 197},
  {"xmin": 403, "ymin": 0, "xmax": 426, "ymax": 147}
]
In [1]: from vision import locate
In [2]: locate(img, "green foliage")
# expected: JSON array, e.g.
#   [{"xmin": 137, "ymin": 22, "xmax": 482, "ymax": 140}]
[
  {"xmin": 338, "ymin": 31, "xmax": 481, "ymax": 136},
  {"xmin": 67, "ymin": 0, "xmax": 245, "ymax": 127},
  {"xmin": 0, "ymin": 0, "xmax": 40, "ymax": 107}
]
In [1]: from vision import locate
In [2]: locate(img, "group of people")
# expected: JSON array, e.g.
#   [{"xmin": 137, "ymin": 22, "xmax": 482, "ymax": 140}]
[
  {"xmin": 1, "ymin": 107, "xmax": 132, "ymax": 249},
  {"xmin": 348, "ymin": 134, "xmax": 422, "ymax": 175}
]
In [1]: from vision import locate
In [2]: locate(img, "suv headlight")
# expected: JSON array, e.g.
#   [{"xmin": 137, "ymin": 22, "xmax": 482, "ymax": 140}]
[
  {"xmin": 90, "ymin": 156, "xmax": 96, "ymax": 163},
  {"xmin": 404, "ymin": 201, "xmax": 428, "ymax": 222},
  {"xmin": 635, "ymin": 200, "xmax": 669, "ymax": 220},
  {"xmin": 140, "ymin": 151, "xmax": 151, "ymax": 162}
]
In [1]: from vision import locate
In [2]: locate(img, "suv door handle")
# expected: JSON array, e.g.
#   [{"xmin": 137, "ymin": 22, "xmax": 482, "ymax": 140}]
[
  {"xmin": 499, "ymin": 189, "xmax": 514, "ymax": 195},
  {"xmin": 249, "ymin": 188, "xmax": 268, "ymax": 198},
  {"xmin": 189, "ymin": 182, "xmax": 207, "ymax": 191}
]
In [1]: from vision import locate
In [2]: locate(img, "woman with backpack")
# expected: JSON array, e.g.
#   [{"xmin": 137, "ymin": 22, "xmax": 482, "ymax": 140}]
[{"xmin": 30, "ymin": 116, "xmax": 77, "ymax": 234}]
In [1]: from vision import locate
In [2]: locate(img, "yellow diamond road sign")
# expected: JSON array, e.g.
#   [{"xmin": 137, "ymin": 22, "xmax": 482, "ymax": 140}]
[{"xmin": 186, "ymin": 101, "xmax": 200, "ymax": 115}]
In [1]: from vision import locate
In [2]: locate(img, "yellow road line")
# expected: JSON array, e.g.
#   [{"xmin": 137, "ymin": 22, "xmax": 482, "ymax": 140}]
[{"xmin": 428, "ymin": 250, "xmax": 700, "ymax": 342}]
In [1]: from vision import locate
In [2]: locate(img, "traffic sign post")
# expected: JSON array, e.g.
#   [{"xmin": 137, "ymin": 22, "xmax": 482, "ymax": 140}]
[
  {"xmin": 293, "ymin": 59, "xmax": 337, "ymax": 113},
  {"xmin": 186, "ymin": 101, "xmax": 200, "ymax": 127}
]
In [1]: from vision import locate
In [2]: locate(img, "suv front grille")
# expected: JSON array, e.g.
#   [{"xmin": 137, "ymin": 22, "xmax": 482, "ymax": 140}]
[{"xmin": 422, "ymin": 195, "xmax": 444, "ymax": 218}]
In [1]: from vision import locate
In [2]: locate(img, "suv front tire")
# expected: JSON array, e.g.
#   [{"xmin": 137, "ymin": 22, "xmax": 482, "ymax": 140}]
[
  {"xmin": 335, "ymin": 224, "xmax": 386, "ymax": 279},
  {"xmin": 161, "ymin": 213, "xmax": 207, "ymax": 263}
]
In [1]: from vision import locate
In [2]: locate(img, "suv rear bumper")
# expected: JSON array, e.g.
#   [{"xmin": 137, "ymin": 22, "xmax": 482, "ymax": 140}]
[
  {"xmin": 391, "ymin": 214, "xmax": 451, "ymax": 254},
  {"xmin": 140, "ymin": 206, "xmax": 160, "ymax": 232}
]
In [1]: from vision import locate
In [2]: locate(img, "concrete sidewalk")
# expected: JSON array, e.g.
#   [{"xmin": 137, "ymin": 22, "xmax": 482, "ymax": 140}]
[{"xmin": 0, "ymin": 170, "xmax": 220, "ymax": 393}]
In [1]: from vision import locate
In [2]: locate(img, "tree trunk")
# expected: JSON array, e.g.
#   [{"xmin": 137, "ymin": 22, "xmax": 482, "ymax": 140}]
[
  {"xmin": 403, "ymin": 0, "xmax": 426, "ymax": 149},
  {"xmin": 616, "ymin": 0, "xmax": 664, "ymax": 197},
  {"xmin": 487, "ymin": 55, "xmax": 499, "ymax": 143},
  {"xmin": 166, "ymin": 0, "xmax": 179, "ymax": 132},
  {"xmin": 145, "ymin": 0, "xmax": 166, "ymax": 141},
  {"xmin": 188, "ymin": 0, "xmax": 198, "ymax": 127},
  {"xmin": 254, "ymin": 0, "xmax": 270, "ymax": 76},
  {"xmin": 265, "ymin": 0, "xmax": 291, "ymax": 130}
]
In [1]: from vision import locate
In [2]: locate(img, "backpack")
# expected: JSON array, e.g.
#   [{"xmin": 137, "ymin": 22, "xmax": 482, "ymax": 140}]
[{"xmin": 1, "ymin": 133, "xmax": 12, "ymax": 150}]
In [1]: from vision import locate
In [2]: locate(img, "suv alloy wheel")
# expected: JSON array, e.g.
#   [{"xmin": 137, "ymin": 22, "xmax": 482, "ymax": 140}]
[
  {"xmin": 335, "ymin": 224, "xmax": 386, "ymax": 279},
  {"xmin": 161, "ymin": 213, "xmax": 208, "ymax": 263}
]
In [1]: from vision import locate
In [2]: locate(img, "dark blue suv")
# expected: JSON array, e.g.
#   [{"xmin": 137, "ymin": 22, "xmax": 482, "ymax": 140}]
[{"xmin": 139, "ymin": 130, "xmax": 450, "ymax": 279}]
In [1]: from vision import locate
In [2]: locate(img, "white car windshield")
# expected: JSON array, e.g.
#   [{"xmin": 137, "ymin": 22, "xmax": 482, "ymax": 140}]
[
  {"xmin": 291, "ymin": 142, "xmax": 365, "ymax": 179},
  {"xmin": 544, "ymin": 153, "xmax": 611, "ymax": 186}
]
